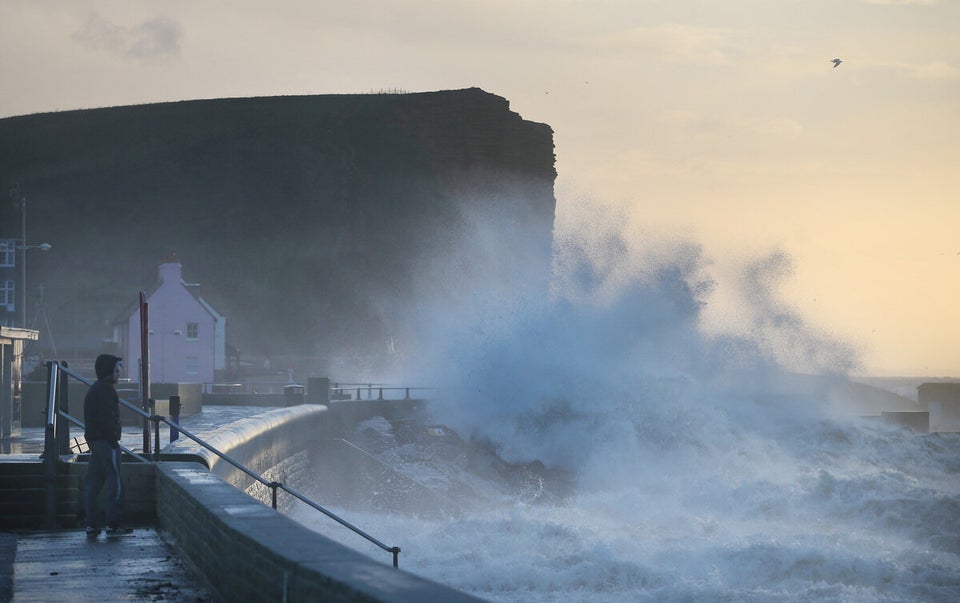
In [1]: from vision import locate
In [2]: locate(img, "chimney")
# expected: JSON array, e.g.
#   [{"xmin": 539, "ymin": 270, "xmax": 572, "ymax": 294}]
[{"xmin": 159, "ymin": 252, "xmax": 182, "ymax": 284}]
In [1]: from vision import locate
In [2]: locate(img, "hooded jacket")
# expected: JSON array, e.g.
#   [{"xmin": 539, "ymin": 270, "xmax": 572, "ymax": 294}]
[{"xmin": 83, "ymin": 355, "xmax": 122, "ymax": 445}]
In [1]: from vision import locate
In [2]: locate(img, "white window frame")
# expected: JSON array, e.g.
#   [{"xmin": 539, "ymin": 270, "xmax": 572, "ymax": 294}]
[{"xmin": 186, "ymin": 322, "xmax": 199, "ymax": 340}]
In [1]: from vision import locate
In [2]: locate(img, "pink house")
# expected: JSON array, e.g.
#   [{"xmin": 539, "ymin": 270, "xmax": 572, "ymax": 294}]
[{"xmin": 116, "ymin": 256, "xmax": 225, "ymax": 384}]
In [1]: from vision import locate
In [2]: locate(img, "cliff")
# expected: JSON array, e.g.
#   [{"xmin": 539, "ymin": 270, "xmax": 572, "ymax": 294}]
[{"xmin": 0, "ymin": 88, "xmax": 556, "ymax": 373}]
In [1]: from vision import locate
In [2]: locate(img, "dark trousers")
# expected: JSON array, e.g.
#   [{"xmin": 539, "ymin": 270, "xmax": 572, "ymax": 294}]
[{"xmin": 84, "ymin": 440, "xmax": 124, "ymax": 529}]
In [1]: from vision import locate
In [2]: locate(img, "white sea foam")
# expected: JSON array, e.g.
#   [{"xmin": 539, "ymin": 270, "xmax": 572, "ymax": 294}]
[
  {"xmin": 294, "ymin": 203, "xmax": 960, "ymax": 601},
  {"xmin": 296, "ymin": 415, "xmax": 960, "ymax": 602}
]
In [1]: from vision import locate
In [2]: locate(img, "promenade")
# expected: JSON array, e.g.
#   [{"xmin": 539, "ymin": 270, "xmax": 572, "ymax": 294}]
[{"xmin": 0, "ymin": 406, "xmax": 276, "ymax": 602}]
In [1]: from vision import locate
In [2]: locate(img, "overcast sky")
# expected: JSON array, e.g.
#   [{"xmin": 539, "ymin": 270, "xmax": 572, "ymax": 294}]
[{"xmin": 2, "ymin": 0, "xmax": 958, "ymax": 376}]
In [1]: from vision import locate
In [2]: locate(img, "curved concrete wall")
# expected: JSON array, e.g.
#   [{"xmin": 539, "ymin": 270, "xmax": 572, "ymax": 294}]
[
  {"xmin": 171, "ymin": 405, "xmax": 327, "ymax": 492},
  {"xmin": 156, "ymin": 405, "xmax": 483, "ymax": 602}
]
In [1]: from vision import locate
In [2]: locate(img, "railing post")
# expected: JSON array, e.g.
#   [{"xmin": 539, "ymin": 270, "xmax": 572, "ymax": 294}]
[
  {"xmin": 44, "ymin": 360, "xmax": 54, "ymax": 418},
  {"xmin": 139, "ymin": 292, "xmax": 151, "ymax": 456},
  {"xmin": 57, "ymin": 361, "xmax": 70, "ymax": 455},
  {"xmin": 378, "ymin": 387, "xmax": 383, "ymax": 400},
  {"xmin": 153, "ymin": 414, "xmax": 162, "ymax": 462},
  {"xmin": 392, "ymin": 546, "xmax": 400, "ymax": 568},
  {"xmin": 43, "ymin": 361, "xmax": 59, "ymax": 529},
  {"xmin": 142, "ymin": 393, "xmax": 152, "ymax": 456},
  {"xmin": 356, "ymin": 387, "xmax": 361, "ymax": 400},
  {"xmin": 169, "ymin": 395, "xmax": 181, "ymax": 442},
  {"xmin": 404, "ymin": 387, "xmax": 410, "ymax": 400},
  {"xmin": 269, "ymin": 482, "xmax": 280, "ymax": 509}
]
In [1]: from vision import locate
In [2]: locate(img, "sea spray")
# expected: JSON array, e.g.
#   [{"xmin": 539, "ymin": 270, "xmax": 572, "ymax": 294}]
[{"xmin": 294, "ymin": 202, "xmax": 959, "ymax": 601}]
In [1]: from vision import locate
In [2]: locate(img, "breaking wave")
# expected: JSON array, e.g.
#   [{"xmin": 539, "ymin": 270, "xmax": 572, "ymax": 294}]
[{"xmin": 294, "ymin": 202, "xmax": 960, "ymax": 601}]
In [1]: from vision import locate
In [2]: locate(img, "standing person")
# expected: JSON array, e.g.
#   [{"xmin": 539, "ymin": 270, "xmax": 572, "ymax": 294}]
[{"xmin": 83, "ymin": 354, "xmax": 132, "ymax": 537}]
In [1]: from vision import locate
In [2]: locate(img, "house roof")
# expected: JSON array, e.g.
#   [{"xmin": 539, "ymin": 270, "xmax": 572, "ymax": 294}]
[{"xmin": 113, "ymin": 261, "xmax": 224, "ymax": 325}]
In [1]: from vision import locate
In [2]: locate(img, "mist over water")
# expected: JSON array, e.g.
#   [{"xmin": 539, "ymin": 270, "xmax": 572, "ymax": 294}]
[{"xmin": 296, "ymin": 200, "xmax": 960, "ymax": 601}]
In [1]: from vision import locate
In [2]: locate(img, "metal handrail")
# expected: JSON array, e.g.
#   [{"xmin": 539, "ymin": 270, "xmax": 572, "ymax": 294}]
[
  {"xmin": 50, "ymin": 362, "xmax": 402, "ymax": 567},
  {"xmin": 278, "ymin": 482, "xmax": 401, "ymax": 568},
  {"xmin": 45, "ymin": 363, "xmax": 59, "ymax": 429},
  {"xmin": 331, "ymin": 383, "xmax": 437, "ymax": 401},
  {"xmin": 53, "ymin": 364, "xmax": 152, "ymax": 462},
  {"xmin": 56, "ymin": 407, "xmax": 151, "ymax": 464}
]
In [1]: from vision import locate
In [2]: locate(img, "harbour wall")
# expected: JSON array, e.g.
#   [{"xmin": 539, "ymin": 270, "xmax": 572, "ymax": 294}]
[{"xmin": 156, "ymin": 401, "xmax": 483, "ymax": 602}]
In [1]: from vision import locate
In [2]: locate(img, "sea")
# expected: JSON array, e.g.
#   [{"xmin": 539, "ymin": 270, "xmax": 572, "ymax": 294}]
[{"xmin": 293, "ymin": 225, "xmax": 960, "ymax": 602}]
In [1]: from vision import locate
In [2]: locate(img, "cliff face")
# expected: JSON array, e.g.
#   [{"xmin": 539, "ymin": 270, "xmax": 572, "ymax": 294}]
[{"xmin": 0, "ymin": 88, "xmax": 556, "ymax": 372}]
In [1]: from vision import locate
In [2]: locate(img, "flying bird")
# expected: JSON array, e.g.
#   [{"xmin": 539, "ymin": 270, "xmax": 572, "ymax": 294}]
[{"xmin": 831, "ymin": 58, "xmax": 842, "ymax": 68}]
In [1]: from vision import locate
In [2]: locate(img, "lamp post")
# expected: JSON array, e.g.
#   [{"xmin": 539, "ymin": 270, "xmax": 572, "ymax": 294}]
[{"xmin": 19, "ymin": 243, "xmax": 52, "ymax": 328}]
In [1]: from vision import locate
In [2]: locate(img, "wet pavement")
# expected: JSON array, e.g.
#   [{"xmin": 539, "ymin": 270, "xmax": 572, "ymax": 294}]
[
  {"xmin": 1, "ymin": 406, "xmax": 280, "ymax": 602},
  {"xmin": 3, "ymin": 528, "xmax": 214, "ymax": 602}
]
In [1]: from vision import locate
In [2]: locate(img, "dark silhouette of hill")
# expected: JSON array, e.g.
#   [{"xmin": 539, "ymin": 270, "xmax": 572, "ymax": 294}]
[{"xmin": 0, "ymin": 88, "xmax": 556, "ymax": 374}]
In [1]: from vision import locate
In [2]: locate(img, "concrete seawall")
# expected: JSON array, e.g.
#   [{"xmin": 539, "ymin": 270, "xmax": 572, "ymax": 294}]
[
  {"xmin": 158, "ymin": 403, "xmax": 484, "ymax": 602},
  {"xmin": 173, "ymin": 405, "xmax": 326, "ymax": 497}
]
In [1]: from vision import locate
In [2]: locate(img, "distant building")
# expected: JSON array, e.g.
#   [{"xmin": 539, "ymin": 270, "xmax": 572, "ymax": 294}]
[
  {"xmin": 115, "ymin": 255, "xmax": 225, "ymax": 384},
  {"xmin": 0, "ymin": 239, "xmax": 17, "ymax": 328}
]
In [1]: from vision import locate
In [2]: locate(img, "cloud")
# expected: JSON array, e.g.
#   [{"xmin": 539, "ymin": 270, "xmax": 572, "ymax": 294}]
[
  {"xmin": 72, "ymin": 12, "xmax": 181, "ymax": 59},
  {"xmin": 128, "ymin": 17, "xmax": 181, "ymax": 58}
]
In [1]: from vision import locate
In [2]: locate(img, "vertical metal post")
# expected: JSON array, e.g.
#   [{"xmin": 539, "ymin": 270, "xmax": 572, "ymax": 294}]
[
  {"xmin": 43, "ymin": 360, "xmax": 54, "ymax": 413},
  {"xmin": 43, "ymin": 361, "xmax": 58, "ymax": 529},
  {"xmin": 378, "ymin": 387, "xmax": 383, "ymax": 400},
  {"xmin": 170, "ymin": 395, "xmax": 180, "ymax": 442},
  {"xmin": 43, "ymin": 428, "xmax": 57, "ymax": 528},
  {"xmin": 139, "ymin": 292, "xmax": 151, "ymax": 455},
  {"xmin": 153, "ymin": 413, "xmax": 161, "ymax": 462},
  {"xmin": 57, "ymin": 361, "xmax": 70, "ymax": 455}
]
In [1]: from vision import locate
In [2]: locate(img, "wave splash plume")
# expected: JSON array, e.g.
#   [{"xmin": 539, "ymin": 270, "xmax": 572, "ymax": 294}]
[{"xmin": 297, "ymin": 200, "xmax": 960, "ymax": 602}]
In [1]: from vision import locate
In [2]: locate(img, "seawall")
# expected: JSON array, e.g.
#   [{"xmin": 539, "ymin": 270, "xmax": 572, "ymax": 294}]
[{"xmin": 158, "ymin": 403, "xmax": 483, "ymax": 602}]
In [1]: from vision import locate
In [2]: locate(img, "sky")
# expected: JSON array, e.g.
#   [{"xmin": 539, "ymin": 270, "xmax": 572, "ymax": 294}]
[{"xmin": 1, "ymin": 0, "xmax": 957, "ymax": 377}]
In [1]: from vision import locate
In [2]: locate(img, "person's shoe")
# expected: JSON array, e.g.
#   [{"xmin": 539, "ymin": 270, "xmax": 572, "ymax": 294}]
[
  {"xmin": 85, "ymin": 526, "xmax": 100, "ymax": 538},
  {"xmin": 105, "ymin": 526, "xmax": 133, "ymax": 537}
]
